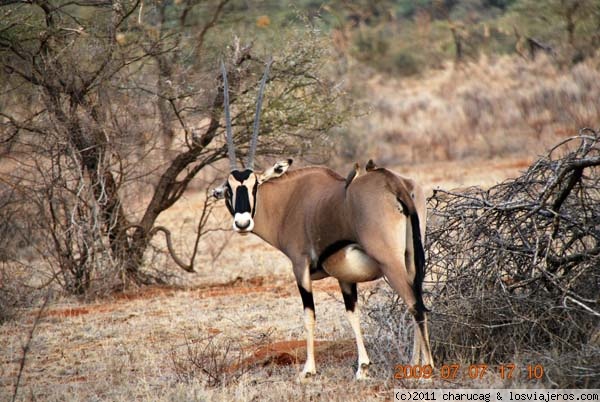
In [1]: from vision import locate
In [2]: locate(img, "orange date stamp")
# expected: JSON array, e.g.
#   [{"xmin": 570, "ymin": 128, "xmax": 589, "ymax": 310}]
[{"xmin": 394, "ymin": 363, "xmax": 544, "ymax": 381}]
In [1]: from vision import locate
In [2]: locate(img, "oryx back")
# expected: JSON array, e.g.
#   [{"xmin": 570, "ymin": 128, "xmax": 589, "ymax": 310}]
[{"xmin": 254, "ymin": 165, "xmax": 426, "ymax": 312}]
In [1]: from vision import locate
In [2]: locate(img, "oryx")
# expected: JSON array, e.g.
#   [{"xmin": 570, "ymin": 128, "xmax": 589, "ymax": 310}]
[{"xmin": 214, "ymin": 60, "xmax": 434, "ymax": 380}]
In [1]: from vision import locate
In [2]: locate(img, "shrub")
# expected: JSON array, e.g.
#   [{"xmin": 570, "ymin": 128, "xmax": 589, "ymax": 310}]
[{"xmin": 365, "ymin": 130, "xmax": 600, "ymax": 387}]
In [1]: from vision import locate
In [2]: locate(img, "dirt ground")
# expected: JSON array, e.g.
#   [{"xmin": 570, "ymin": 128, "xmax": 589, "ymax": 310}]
[{"xmin": 0, "ymin": 157, "xmax": 531, "ymax": 401}]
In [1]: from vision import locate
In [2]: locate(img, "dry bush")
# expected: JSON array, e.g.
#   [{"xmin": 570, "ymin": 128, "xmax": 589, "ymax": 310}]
[
  {"xmin": 169, "ymin": 332, "xmax": 249, "ymax": 388},
  {"xmin": 362, "ymin": 285, "xmax": 416, "ymax": 377},
  {"xmin": 365, "ymin": 130, "xmax": 599, "ymax": 387},
  {"xmin": 1, "ymin": 2, "xmax": 353, "ymax": 295},
  {"xmin": 426, "ymin": 129, "xmax": 599, "ymax": 387},
  {"xmin": 0, "ymin": 264, "xmax": 30, "ymax": 324},
  {"xmin": 0, "ymin": 182, "xmax": 45, "ymax": 322},
  {"xmin": 0, "ymin": 181, "xmax": 38, "ymax": 263}
]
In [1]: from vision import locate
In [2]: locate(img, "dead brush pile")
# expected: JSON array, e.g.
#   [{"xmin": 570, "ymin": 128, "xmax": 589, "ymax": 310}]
[{"xmin": 426, "ymin": 129, "xmax": 600, "ymax": 387}]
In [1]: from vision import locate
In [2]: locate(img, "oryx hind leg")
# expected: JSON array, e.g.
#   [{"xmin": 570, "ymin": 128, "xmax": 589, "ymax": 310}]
[
  {"xmin": 356, "ymin": 217, "xmax": 433, "ymax": 368},
  {"xmin": 404, "ymin": 211, "xmax": 434, "ymax": 368},
  {"xmin": 408, "ymin": 297, "xmax": 433, "ymax": 368},
  {"xmin": 339, "ymin": 281, "xmax": 371, "ymax": 380},
  {"xmin": 412, "ymin": 310, "xmax": 433, "ymax": 368},
  {"xmin": 384, "ymin": 263, "xmax": 433, "ymax": 368}
]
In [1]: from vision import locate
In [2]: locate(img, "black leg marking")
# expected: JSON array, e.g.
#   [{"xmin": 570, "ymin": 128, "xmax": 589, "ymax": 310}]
[
  {"xmin": 297, "ymin": 283, "xmax": 315, "ymax": 314},
  {"xmin": 412, "ymin": 307, "xmax": 426, "ymax": 323},
  {"xmin": 340, "ymin": 282, "xmax": 358, "ymax": 313}
]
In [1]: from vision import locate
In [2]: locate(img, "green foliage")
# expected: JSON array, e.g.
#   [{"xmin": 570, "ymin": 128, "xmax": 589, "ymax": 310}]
[
  {"xmin": 324, "ymin": 0, "xmax": 600, "ymax": 76},
  {"xmin": 506, "ymin": 0, "xmax": 600, "ymax": 62},
  {"xmin": 392, "ymin": 50, "xmax": 421, "ymax": 76},
  {"xmin": 228, "ymin": 26, "xmax": 355, "ymax": 160},
  {"xmin": 395, "ymin": 0, "xmax": 435, "ymax": 18}
]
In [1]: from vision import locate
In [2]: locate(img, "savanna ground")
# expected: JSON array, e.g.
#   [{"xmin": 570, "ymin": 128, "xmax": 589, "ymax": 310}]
[{"xmin": 5, "ymin": 47, "xmax": 598, "ymax": 400}]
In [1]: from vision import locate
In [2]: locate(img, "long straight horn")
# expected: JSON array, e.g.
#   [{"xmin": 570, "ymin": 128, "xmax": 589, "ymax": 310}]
[
  {"xmin": 247, "ymin": 57, "xmax": 273, "ymax": 170},
  {"xmin": 221, "ymin": 60, "xmax": 237, "ymax": 171}
]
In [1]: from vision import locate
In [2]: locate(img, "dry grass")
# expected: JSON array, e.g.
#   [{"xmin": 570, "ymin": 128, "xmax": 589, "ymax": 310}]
[
  {"xmin": 0, "ymin": 261, "xmax": 388, "ymax": 401},
  {"xmin": 340, "ymin": 55, "xmax": 600, "ymax": 167}
]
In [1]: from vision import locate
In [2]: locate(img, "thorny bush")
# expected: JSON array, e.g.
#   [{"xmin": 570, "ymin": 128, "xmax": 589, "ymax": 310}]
[
  {"xmin": 428, "ymin": 128, "xmax": 599, "ymax": 387},
  {"xmin": 366, "ymin": 129, "xmax": 599, "ymax": 387}
]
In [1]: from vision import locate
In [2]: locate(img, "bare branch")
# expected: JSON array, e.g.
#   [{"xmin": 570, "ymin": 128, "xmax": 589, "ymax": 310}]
[
  {"xmin": 150, "ymin": 226, "xmax": 195, "ymax": 272},
  {"xmin": 424, "ymin": 129, "xmax": 600, "ymax": 367},
  {"xmin": 193, "ymin": 0, "xmax": 229, "ymax": 62},
  {"xmin": 12, "ymin": 290, "xmax": 51, "ymax": 402}
]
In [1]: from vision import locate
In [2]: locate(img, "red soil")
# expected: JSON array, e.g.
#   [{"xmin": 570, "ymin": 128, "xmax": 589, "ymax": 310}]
[
  {"xmin": 229, "ymin": 339, "xmax": 356, "ymax": 373},
  {"xmin": 39, "ymin": 275, "xmax": 342, "ymax": 319}
]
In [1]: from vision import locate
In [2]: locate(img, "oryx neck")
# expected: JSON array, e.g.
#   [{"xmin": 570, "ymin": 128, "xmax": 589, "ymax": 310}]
[
  {"xmin": 249, "ymin": 179, "xmax": 292, "ymax": 248},
  {"xmin": 250, "ymin": 167, "xmax": 350, "ymax": 250}
]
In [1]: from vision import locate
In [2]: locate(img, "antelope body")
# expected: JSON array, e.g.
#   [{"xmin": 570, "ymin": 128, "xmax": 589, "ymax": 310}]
[{"xmin": 215, "ymin": 60, "xmax": 434, "ymax": 380}]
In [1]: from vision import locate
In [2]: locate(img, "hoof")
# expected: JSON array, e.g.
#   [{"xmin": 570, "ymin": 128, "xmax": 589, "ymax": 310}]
[
  {"xmin": 355, "ymin": 362, "xmax": 371, "ymax": 380},
  {"xmin": 299, "ymin": 370, "xmax": 317, "ymax": 383}
]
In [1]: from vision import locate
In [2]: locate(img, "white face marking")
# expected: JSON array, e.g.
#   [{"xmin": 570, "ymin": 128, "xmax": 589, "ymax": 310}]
[{"xmin": 233, "ymin": 212, "xmax": 254, "ymax": 233}]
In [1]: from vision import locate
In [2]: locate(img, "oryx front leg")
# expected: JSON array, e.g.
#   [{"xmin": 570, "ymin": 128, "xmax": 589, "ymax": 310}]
[
  {"xmin": 340, "ymin": 281, "xmax": 371, "ymax": 380},
  {"xmin": 298, "ymin": 279, "xmax": 317, "ymax": 381}
]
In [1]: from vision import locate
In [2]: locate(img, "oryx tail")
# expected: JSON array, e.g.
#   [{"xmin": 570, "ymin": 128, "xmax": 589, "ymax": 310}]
[
  {"xmin": 393, "ymin": 176, "xmax": 428, "ymax": 316},
  {"xmin": 409, "ymin": 211, "xmax": 428, "ymax": 314}
]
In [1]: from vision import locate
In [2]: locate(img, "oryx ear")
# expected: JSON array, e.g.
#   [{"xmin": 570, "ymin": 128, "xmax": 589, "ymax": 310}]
[
  {"xmin": 212, "ymin": 183, "xmax": 228, "ymax": 199},
  {"xmin": 258, "ymin": 159, "xmax": 293, "ymax": 183},
  {"xmin": 365, "ymin": 159, "xmax": 378, "ymax": 172}
]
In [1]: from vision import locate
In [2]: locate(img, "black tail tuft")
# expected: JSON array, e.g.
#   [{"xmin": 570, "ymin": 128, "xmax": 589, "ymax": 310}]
[{"xmin": 410, "ymin": 212, "xmax": 429, "ymax": 314}]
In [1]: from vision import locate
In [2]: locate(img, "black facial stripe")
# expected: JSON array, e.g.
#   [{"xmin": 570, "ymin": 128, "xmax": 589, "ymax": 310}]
[
  {"xmin": 224, "ymin": 184, "xmax": 234, "ymax": 215},
  {"xmin": 234, "ymin": 186, "xmax": 251, "ymax": 213},
  {"xmin": 251, "ymin": 180, "xmax": 258, "ymax": 217}
]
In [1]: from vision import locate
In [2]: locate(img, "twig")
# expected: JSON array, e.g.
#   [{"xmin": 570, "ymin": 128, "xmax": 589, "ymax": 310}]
[
  {"xmin": 563, "ymin": 296, "xmax": 600, "ymax": 317},
  {"xmin": 12, "ymin": 290, "xmax": 51, "ymax": 402}
]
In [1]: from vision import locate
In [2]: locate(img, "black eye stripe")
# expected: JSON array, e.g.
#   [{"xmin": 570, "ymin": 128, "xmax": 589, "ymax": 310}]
[
  {"xmin": 224, "ymin": 183, "xmax": 234, "ymax": 215},
  {"xmin": 251, "ymin": 180, "xmax": 258, "ymax": 217}
]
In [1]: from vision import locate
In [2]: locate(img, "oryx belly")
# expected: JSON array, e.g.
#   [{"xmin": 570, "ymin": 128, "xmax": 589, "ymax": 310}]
[{"xmin": 322, "ymin": 244, "xmax": 382, "ymax": 283}]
